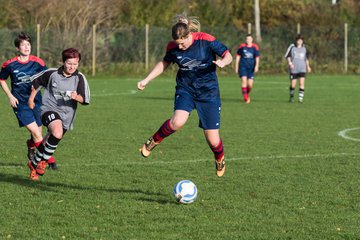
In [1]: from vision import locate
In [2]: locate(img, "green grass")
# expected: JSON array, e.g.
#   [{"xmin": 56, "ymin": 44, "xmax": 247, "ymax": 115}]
[{"xmin": 1, "ymin": 74, "xmax": 360, "ymax": 239}]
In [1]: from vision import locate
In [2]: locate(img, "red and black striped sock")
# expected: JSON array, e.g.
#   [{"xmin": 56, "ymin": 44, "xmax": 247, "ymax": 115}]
[
  {"xmin": 242, "ymin": 87, "xmax": 248, "ymax": 101},
  {"xmin": 211, "ymin": 139, "xmax": 224, "ymax": 161},
  {"xmin": 152, "ymin": 119, "xmax": 176, "ymax": 143}
]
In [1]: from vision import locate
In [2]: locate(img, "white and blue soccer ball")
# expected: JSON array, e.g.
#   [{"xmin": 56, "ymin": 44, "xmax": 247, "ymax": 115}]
[{"xmin": 173, "ymin": 180, "xmax": 198, "ymax": 204}]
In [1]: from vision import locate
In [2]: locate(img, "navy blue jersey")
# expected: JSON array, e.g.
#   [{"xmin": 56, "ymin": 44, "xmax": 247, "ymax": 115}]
[
  {"xmin": 163, "ymin": 32, "xmax": 229, "ymax": 100},
  {"xmin": 0, "ymin": 55, "xmax": 46, "ymax": 104},
  {"xmin": 236, "ymin": 43, "xmax": 260, "ymax": 69}
]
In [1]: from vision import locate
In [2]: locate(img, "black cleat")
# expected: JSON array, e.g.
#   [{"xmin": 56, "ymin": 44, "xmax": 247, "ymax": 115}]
[
  {"xmin": 26, "ymin": 140, "xmax": 36, "ymax": 162},
  {"xmin": 47, "ymin": 162, "xmax": 58, "ymax": 170}
]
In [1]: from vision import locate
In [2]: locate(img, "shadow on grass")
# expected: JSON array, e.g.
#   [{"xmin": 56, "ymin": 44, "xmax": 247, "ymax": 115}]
[{"xmin": 0, "ymin": 172, "xmax": 174, "ymax": 204}]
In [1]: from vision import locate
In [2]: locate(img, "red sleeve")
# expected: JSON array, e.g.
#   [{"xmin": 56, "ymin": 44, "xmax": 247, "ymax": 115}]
[{"xmin": 166, "ymin": 41, "xmax": 178, "ymax": 52}]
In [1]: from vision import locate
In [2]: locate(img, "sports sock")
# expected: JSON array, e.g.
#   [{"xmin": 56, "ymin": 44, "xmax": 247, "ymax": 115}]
[
  {"xmin": 152, "ymin": 119, "xmax": 176, "ymax": 143},
  {"xmin": 32, "ymin": 140, "xmax": 55, "ymax": 163},
  {"xmin": 47, "ymin": 156, "xmax": 56, "ymax": 164},
  {"xmin": 210, "ymin": 139, "xmax": 224, "ymax": 161},
  {"xmin": 27, "ymin": 138, "xmax": 36, "ymax": 149},
  {"xmin": 242, "ymin": 87, "xmax": 248, "ymax": 101},
  {"xmin": 247, "ymin": 86, "xmax": 252, "ymax": 94},
  {"xmin": 34, "ymin": 140, "xmax": 42, "ymax": 148},
  {"xmin": 42, "ymin": 135, "xmax": 61, "ymax": 161},
  {"xmin": 33, "ymin": 144, "xmax": 45, "ymax": 165},
  {"xmin": 299, "ymin": 88, "xmax": 304, "ymax": 100},
  {"xmin": 289, "ymin": 87, "xmax": 295, "ymax": 98}
]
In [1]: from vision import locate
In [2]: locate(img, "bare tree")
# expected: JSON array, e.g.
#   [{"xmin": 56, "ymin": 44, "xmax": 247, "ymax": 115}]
[
  {"xmin": 254, "ymin": 0, "xmax": 262, "ymax": 42},
  {"xmin": 3, "ymin": 0, "xmax": 124, "ymax": 67}
]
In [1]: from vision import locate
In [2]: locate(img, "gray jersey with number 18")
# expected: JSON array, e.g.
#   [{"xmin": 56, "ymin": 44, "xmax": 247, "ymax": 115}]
[{"xmin": 32, "ymin": 67, "xmax": 90, "ymax": 130}]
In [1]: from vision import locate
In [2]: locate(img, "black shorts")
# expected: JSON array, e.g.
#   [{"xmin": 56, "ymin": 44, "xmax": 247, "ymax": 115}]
[
  {"xmin": 41, "ymin": 111, "xmax": 62, "ymax": 127},
  {"xmin": 290, "ymin": 73, "xmax": 306, "ymax": 80}
]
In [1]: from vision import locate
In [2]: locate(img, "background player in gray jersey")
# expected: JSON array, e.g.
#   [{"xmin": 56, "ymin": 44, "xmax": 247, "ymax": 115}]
[
  {"xmin": 284, "ymin": 34, "xmax": 311, "ymax": 103},
  {"xmin": 27, "ymin": 48, "xmax": 90, "ymax": 180}
]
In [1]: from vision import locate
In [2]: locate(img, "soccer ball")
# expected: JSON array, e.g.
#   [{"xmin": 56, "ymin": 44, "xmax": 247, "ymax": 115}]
[{"xmin": 173, "ymin": 180, "xmax": 198, "ymax": 204}]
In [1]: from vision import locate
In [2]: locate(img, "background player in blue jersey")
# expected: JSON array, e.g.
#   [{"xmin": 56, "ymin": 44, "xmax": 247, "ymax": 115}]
[
  {"xmin": 27, "ymin": 48, "xmax": 90, "ymax": 180},
  {"xmin": 0, "ymin": 32, "xmax": 57, "ymax": 170},
  {"xmin": 137, "ymin": 14, "xmax": 232, "ymax": 177},
  {"xmin": 284, "ymin": 34, "xmax": 311, "ymax": 103},
  {"xmin": 235, "ymin": 34, "xmax": 260, "ymax": 104}
]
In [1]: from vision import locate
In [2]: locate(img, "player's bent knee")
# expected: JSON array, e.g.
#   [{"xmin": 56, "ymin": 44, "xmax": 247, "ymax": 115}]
[
  {"xmin": 51, "ymin": 128, "xmax": 64, "ymax": 140},
  {"xmin": 170, "ymin": 119, "xmax": 186, "ymax": 130}
]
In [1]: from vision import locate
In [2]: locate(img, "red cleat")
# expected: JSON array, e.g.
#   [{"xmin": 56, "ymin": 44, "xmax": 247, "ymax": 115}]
[
  {"xmin": 36, "ymin": 161, "xmax": 47, "ymax": 176},
  {"xmin": 27, "ymin": 160, "xmax": 39, "ymax": 181}
]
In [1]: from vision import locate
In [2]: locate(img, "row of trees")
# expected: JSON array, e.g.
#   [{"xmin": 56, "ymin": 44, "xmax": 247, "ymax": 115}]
[
  {"xmin": 0, "ymin": 0, "xmax": 360, "ymax": 28},
  {"xmin": 1, "ymin": 0, "xmax": 359, "ymax": 30},
  {"xmin": 0, "ymin": 0, "xmax": 359, "ymax": 75}
]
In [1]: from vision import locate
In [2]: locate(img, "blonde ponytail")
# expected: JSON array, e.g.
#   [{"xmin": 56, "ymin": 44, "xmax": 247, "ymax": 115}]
[{"xmin": 173, "ymin": 13, "xmax": 201, "ymax": 32}]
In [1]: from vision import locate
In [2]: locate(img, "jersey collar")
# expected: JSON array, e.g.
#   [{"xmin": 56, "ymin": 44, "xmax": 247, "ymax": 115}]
[{"xmin": 57, "ymin": 66, "xmax": 79, "ymax": 77}]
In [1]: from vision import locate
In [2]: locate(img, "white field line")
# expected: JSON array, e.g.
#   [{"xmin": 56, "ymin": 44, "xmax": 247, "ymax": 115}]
[
  {"xmin": 92, "ymin": 90, "xmax": 137, "ymax": 97},
  {"xmin": 338, "ymin": 128, "xmax": 360, "ymax": 142},
  {"xmin": 1, "ymin": 152, "xmax": 359, "ymax": 169},
  {"xmin": 79, "ymin": 152, "xmax": 360, "ymax": 166}
]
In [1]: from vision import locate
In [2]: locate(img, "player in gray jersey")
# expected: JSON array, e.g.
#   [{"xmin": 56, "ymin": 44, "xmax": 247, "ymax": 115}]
[
  {"xmin": 27, "ymin": 48, "xmax": 90, "ymax": 180},
  {"xmin": 284, "ymin": 34, "xmax": 311, "ymax": 103}
]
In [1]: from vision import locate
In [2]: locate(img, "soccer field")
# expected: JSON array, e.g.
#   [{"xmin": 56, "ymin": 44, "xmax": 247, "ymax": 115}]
[{"xmin": 1, "ymin": 74, "xmax": 360, "ymax": 239}]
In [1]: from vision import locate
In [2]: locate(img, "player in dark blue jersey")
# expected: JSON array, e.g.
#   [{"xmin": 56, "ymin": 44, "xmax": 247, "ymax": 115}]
[
  {"xmin": 137, "ymin": 14, "xmax": 232, "ymax": 177},
  {"xmin": 235, "ymin": 34, "xmax": 260, "ymax": 103},
  {"xmin": 0, "ymin": 32, "xmax": 57, "ymax": 177}
]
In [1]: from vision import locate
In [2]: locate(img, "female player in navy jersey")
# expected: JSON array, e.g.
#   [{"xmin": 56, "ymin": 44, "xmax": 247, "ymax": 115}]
[
  {"xmin": 235, "ymin": 34, "xmax": 260, "ymax": 104},
  {"xmin": 137, "ymin": 14, "xmax": 232, "ymax": 177},
  {"xmin": 0, "ymin": 32, "xmax": 57, "ymax": 174}
]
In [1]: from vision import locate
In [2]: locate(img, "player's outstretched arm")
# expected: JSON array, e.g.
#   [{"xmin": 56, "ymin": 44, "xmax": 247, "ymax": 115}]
[
  {"xmin": 213, "ymin": 52, "xmax": 233, "ymax": 69},
  {"xmin": 137, "ymin": 61, "xmax": 170, "ymax": 90},
  {"xmin": 0, "ymin": 80, "xmax": 18, "ymax": 107}
]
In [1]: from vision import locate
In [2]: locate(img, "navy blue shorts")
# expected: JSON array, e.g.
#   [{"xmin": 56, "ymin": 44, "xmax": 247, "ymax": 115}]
[
  {"xmin": 174, "ymin": 91, "xmax": 221, "ymax": 130},
  {"xmin": 13, "ymin": 103, "xmax": 42, "ymax": 127},
  {"xmin": 239, "ymin": 67, "xmax": 255, "ymax": 79}
]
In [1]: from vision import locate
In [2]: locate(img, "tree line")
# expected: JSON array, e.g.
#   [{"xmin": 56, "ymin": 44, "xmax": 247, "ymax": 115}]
[
  {"xmin": 1, "ymin": 0, "xmax": 359, "ymax": 32},
  {"xmin": 0, "ymin": 0, "xmax": 359, "ymax": 74}
]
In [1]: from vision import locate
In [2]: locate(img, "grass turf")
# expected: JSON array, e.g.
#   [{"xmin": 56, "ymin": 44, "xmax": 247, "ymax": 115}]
[{"xmin": 0, "ymin": 74, "xmax": 359, "ymax": 239}]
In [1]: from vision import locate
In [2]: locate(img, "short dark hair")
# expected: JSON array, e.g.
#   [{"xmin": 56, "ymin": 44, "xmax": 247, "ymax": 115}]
[
  {"xmin": 14, "ymin": 32, "xmax": 32, "ymax": 48},
  {"xmin": 62, "ymin": 48, "xmax": 81, "ymax": 62},
  {"xmin": 296, "ymin": 34, "xmax": 303, "ymax": 41}
]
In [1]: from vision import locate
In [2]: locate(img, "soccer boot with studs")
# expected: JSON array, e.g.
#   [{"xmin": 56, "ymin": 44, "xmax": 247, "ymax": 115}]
[
  {"xmin": 36, "ymin": 161, "xmax": 47, "ymax": 176},
  {"xmin": 27, "ymin": 160, "xmax": 39, "ymax": 181},
  {"xmin": 215, "ymin": 156, "xmax": 226, "ymax": 177},
  {"xmin": 140, "ymin": 137, "xmax": 159, "ymax": 158}
]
